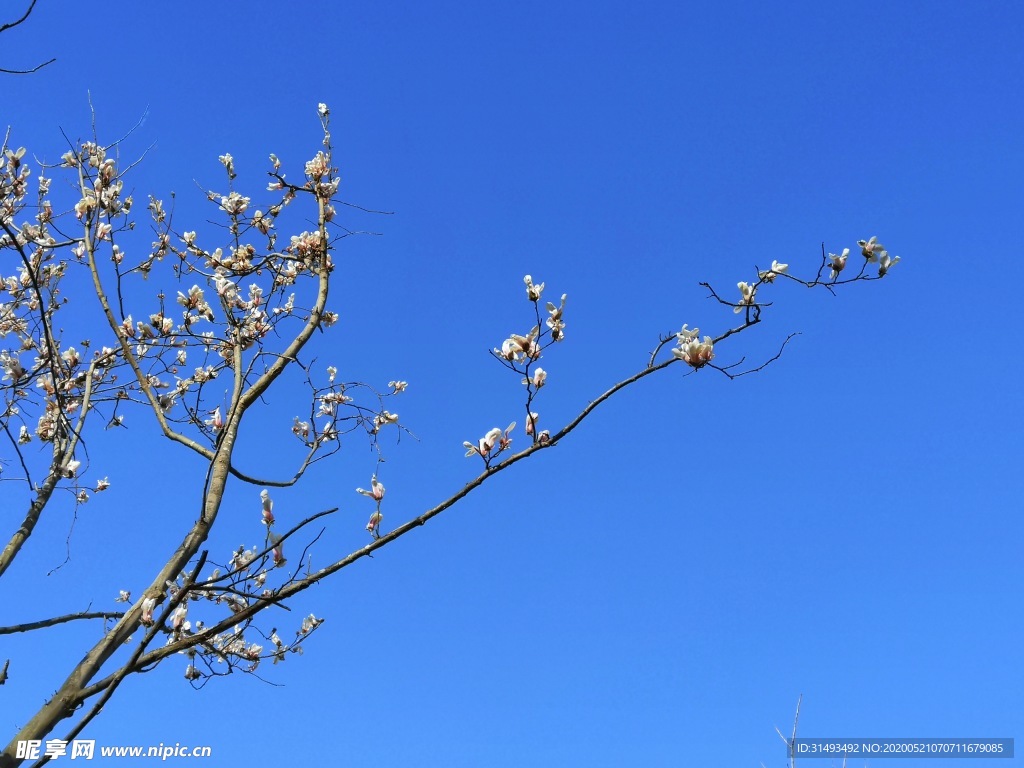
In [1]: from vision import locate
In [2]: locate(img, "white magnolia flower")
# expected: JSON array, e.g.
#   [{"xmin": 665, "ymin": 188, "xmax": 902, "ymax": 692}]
[
  {"xmin": 525, "ymin": 367, "xmax": 547, "ymax": 388},
  {"xmin": 388, "ymin": 380, "xmax": 408, "ymax": 393},
  {"xmin": 525, "ymin": 412, "xmax": 539, "ymax": 436},
  {"xmin": 758, "ymin": 260, "xmax": 788, "ymax": 283},
  {"xmin": 291, "ymin": 417, "xmax": 310, "ymax": 440},
  {"xmin": 524, "ymin": 274, "xmax": 544, "ymax": 301},
  {"xmin": 497, "ymin": 328, "xmax": 540, "ymax": 362},
  {"xmin": 675, "ymin": 324, "xmax": 699, "ymax": 343},
  {"xmin": 140, "ymin": 596, "xmax": 157, "ymax": 626},
  {"xmin": 828, "ymin": 249, "xmax": 849, "ymax": 279},
  {"xmin": 878, "ymin": 252, "xmax": 901, "ymax": 276},
  {"xmin": 219, "ymin": 192, "xmax": 250, "ymax": 215},
  {"xmin": 373, "ymin": 410, "xmax": 399, "ymax": 430},
  {"xmin": 546, "ymin": 294, "xmax": 567, "ymax": 341},
  {"xmin": 318, "ymin": 103, "xmax": 330, "ymax": 118},
  {"xmin": 463, "ymin": 423, "xmax": 515, "ymax": 458},
  {"xmin": 673, "ymin": 334, "xmax": 715, "ymax": 369},
  {"xmin": 734, "ymin": 282, "xmax": 756, "ymax": 313},
  {"xmin": 170, "ymin": 603, "xmax": 188, "ymax": 630},
  {"xmin": 858, "ymin": 236, "xmax": 885, "ymax": 262},
  {"xmin": 214, "ymin": 272, "xmax": 239, "ymax": 305}
]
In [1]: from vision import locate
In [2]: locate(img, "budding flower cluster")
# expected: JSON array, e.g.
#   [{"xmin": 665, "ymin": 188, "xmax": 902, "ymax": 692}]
[
  {"xmin": 858, "ymin": 236, "xmax": 900, "ymax": 276},
  {"xmin": 356, "ymin": 475, "xmax": 386, "ymax": 538},
  {"xmin": 464, "ymin": 422, "xmax": 515, "ymax": 460},
  {"xmin": 672, "ymin": 325, "xmax": 714, "ymax": 369}
]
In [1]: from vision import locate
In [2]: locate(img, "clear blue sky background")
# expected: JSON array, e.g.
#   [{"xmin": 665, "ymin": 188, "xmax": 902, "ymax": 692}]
[{"xmin": 2, "ymin": 1, "xmax": 1022, "ymax": 766}]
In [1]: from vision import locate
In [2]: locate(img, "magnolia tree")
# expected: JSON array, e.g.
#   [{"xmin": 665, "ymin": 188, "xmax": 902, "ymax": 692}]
[{"xmin": 0, "ymin": 104, "xmax": 900, "ymax": 766}]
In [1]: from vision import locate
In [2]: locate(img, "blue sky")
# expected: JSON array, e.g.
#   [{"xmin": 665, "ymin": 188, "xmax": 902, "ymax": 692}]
[{"xmin": 1, "ymin": 1, "xmax": 1022, "ymax": 766}]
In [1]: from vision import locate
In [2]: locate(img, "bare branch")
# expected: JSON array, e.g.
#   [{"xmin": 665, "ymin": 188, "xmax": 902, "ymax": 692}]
[
  {"xmin": 0, "ymin": 1, "xmax": 55, "ymax": 74},
  {"xmin": 0, "ymin": 611, "xmax": 126, "ymax": 636}
]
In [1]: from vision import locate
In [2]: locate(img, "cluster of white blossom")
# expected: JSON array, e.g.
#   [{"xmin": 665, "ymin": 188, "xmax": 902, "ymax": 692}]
[
  {"xmin": 829, "ymin": 236, "xmax": 900, "ymax": 280},
  {"xmin": 672, "ymin": 325, "xmax": 715, "ymax": 369}
]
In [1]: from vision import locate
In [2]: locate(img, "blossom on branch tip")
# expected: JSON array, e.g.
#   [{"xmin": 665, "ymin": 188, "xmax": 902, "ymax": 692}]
[
  {"xmin": 878, "ymin": 252, "xmax": 900, "ymax": 276},
  {"xmin": 366, "ymin": 510, "xmax": 383, "ymax": 537},
  {"xmin": 116, "ymin": 590, "xmax": 131, "ymax": 603},
  {"xmin": 525, "ymin": 367, "xmax": 547, "ymax": 388},
  {"xmin": 260, "ymin": 489, "xmax": 275, "ymax": 526},
  {"xmin": 318, "ymin": 103, "xmax": 330, "ymax": 118},
  {"xmin": 170, "ymin": 604, "xmax": 188, "ymax": 631},
  {"xmin": 96, "ymin": 477, "xmax": 110, "ymax": 492},
  {"xmin": 524, "ymin": 274, "xmax": 544, "ymax": 301},
  {"xmin": 206, "ymin": 407, "xmax": 224, "ymax": 433},
  {"xmin": 305, "ymin": 151, "xmax": 330, "ymax": 180},
  {"xmin": 292, "ymin": 417, "xmax": 310, "ymax": 441},
  {"xmin": 219, "ymin": 191, "xmax": 250, "ymax": 215},
  {"xmin": 828, "ymin": 249, "xmax": 849, "ymax": 279},
  {"xmin": 498, "ymin": 328, "xmax": 540, "ymax": 362},
  {"xmin": 734, "ymin": 282, "xmax": 756, "ymax": 313},
  {"xmin": 858, "ymin": 236, "xmax": 885, "ymax": 262},
  {"xmin": 270, "ymin": 533, "xmax": 286, "ymax": 567},
  {"xmin": 140, "ymin": 597, "xmax": 157, "ymax": 626},
  {"xmin": 526, "ymin": 411, "xmax": 539, "ymax": 436},
  {"xmin": 758, "ymin": 260, "xmax": 788, "ymax": 283},
  {"xmin": 356, "ymin": 475, "xmax": 385, "ymax": 502},
  {"xmin": 463, "ymin": 423, "xmax": 515, "ymax": 458},
  {"xmin": 546, "ymin": 294, "xmax": 567, "ymax": 341},
  {"xmin": 63, "ymin": 459, "xmax": 81, "ymax": 478},
  {"xmin": 673, "ymin": 331, "xmax": 714, "ymax": 369},
  {"xmin": 373, "ymin": 410, "xmax": 399, "ymax": 430},
  {"xmin": 214, "ymin": 272, "xmax": 238, "ymax": 303},
  {"xmin": 300, "ymin": 613, "xmax": 323, "ymax": 634},
  {"xmin": 389, "ymin": 380, "xmax": 408, "ymax": 393}
]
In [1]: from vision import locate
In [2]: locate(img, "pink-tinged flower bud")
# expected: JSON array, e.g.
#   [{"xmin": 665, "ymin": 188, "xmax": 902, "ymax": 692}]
[
  {"xmin": 366, "ymin": 510, "xmax": 383, "ymax": 537},
  {"xmin": 260, "ymin": 489, "xmax": 275, "ymax": 526},
  {"xmin": 170, "ymin": 603, "xmax": 187, "ymax": 630},
  {"xmin": 206, "ymin": 406, "xmax": 224, "ymax": 432},
  {"xmin": 526, "ymin": 412, "xmax": 539, "ymax": 436},
  {"xmin": 140, "ymin": 597, "xmax": 157, "ymax": 626},
  {"xmin": 270, "ymin": 533, "xmax": 286, "ymax": 567},
  {"xmin": 356, "ymin": 476, "xmax": 385, "ymax": 501}
]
